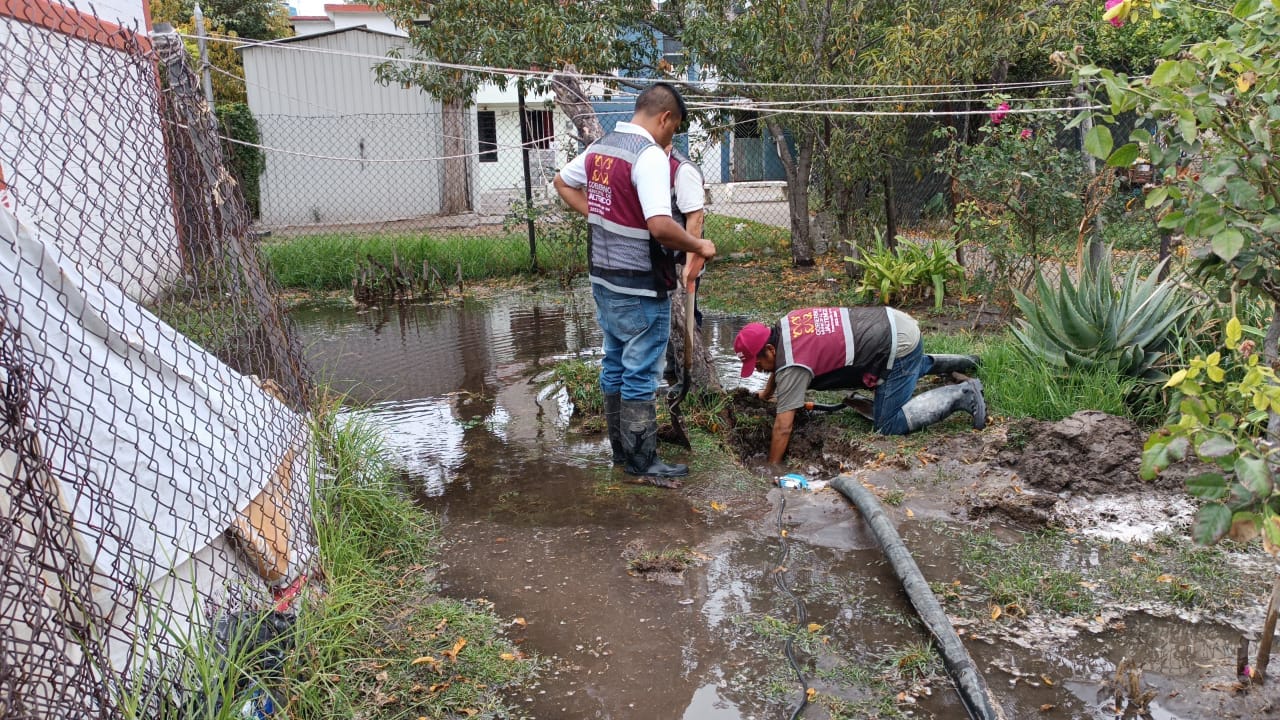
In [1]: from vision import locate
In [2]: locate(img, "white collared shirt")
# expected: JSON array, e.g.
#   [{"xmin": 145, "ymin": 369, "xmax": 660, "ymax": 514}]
[{"xmin": 558, "ymin": 122, "xmax": 673, "ymax": 220}]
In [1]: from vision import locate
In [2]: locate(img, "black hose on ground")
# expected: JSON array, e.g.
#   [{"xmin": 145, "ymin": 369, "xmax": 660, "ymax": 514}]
[
  {"xmin": 773, "ymin": 493, "xmax": 811, "ymax": 720},
  {"xmin": 830, "ymin": 474, "xmax": 1006, "ymax": 720}
]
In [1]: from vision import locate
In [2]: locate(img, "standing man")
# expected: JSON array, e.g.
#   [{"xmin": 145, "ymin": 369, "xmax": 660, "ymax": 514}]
[
  {"xmin": 554, "ymin": 83, "xmax": 716, "ymax": 486},
  {"xmin": 663, "ymin": 141, "xmax": 706, "ymax": 381},
  {"xmin": 734, "ymin": 307, "xmax": 984, "ymax": 466}
]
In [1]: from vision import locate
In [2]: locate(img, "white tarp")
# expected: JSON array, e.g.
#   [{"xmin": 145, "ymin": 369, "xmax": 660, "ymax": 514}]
[{"xmin": 0, "ymin": 190, "xmax": 307, "ymax": 612}]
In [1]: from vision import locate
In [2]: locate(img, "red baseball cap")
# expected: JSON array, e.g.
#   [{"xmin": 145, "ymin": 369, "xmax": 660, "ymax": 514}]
[{"xmin": 734, "ymin": 322, "xmax": 771, "ymax": 377}]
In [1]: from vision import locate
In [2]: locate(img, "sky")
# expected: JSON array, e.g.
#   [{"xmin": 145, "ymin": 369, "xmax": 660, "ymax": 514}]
[{"xmin": 287, "ymin": 1, "xmax": 329, "ymax": 16}]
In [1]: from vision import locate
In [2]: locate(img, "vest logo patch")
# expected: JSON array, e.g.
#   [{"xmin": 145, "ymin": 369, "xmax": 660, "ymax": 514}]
[{"xmin": 789, "ymin": 308, "xmax": 842, "ymax": 339}]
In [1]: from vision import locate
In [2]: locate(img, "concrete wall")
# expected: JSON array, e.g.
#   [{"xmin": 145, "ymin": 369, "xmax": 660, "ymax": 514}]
[{"xmin": 470, "ymin": 83, "xmax": 569, "ymax": 214}]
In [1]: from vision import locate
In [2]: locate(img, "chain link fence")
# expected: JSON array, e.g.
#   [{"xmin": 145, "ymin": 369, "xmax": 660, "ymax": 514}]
[{"xmin": 2, "ymin": 12, "xmax": 312, "ymax": 718}]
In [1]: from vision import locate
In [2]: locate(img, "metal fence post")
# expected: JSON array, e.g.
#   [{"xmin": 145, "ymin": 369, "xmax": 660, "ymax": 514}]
[
  {"xmin": 518, "ymin": 80, "xmax": 538, "ymax": 272},
  {"xmin": 193, "ymin": 3, "xmax": 216, "ymax": 110}
]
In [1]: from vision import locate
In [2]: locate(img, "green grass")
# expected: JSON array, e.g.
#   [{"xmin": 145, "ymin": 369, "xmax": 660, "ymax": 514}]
[
  {"xmin": 114, "ymin": 408, "xmax": 539, "ymax": 719},
  {"xmin": 959, "ymin": 529, "xmax": 1096, "ymax": 616},
  {"xmin": 924, "ymin": 331, "xmax": 1151, "ymax": 421},
  {"xmin": 260, "ymin": 214, "xmax": 787, "ymax": 292},
  {"xmin": 1093, "ymin": 533, "xmax": 1253, "ymax": 611}
]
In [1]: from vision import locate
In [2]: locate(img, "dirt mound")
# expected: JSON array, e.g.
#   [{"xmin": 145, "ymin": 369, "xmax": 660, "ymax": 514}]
[{"xmin": 1000, "ymin": 411, "xmax": 1181, "ymax": 494}]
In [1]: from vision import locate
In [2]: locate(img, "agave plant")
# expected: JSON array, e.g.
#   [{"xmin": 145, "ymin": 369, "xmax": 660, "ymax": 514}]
[{"xmin": 1011, "ymin": 255, "xmax": 1193, "ymax": 379}]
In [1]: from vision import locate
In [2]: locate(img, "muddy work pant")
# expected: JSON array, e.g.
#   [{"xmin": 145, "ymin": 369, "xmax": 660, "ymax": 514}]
[{"xmin": 810, "ymin": 342, "xmax": 929, "ymax": 435}]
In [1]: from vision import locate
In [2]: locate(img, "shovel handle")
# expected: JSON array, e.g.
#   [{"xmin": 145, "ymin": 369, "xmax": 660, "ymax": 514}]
[
  {"xmin": 685, "ymin": 254, "xmax": 705, "ymax": 294},
  {"xmin": 683, "ymin": 255, "xmax": 703, "ymax": 372}
]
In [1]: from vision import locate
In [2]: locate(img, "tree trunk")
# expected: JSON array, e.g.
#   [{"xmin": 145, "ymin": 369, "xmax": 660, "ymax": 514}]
[
  {"xmin": 669, "ymin": 269, "xmax": 720, "ymax": 392},
  {"xmin": 883, "ymin": 167, "xmax": 899, "ymax": 252},
  {"xmin": 1265, "ymin": 301, "xmax": 1280, "ymax": 440},
  {"xmin": 551, "ymin": 65, "xmax": 604, "ymax": 147},
  {"xmin": 768, "ymin": 121, "xmax": 814, "ymax": 267},
  {"xmin": 440, "ymin": 97, "xmax": 471, "ymax": 214}
]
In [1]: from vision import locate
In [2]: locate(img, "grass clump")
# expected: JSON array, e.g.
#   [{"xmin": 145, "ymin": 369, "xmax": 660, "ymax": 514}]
[
  {"xmin": 923, "ymin": 331, "xmax": 1152, "ymax": 422},
  {"xmin": 549, "ymin": 359, "xmax": 603, "ymax": 419},
  {"xmin": 959, "ymin": 529, "xmax": 1095, "ymax": 617},
  {"xmin": 1093, "ymin": 533, "xmax": 1252, "ymax": 611},
  {"xmin": 115, "ymin": 409, "xmax": 539, "ymax": 719},
  {"xmin": 260, "ymin": 214, "xmax": 785, "ymax": 292}
]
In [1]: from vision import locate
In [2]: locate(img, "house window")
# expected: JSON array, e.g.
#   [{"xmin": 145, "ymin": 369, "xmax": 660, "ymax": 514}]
[
  {"xmin": 477, "ymin": 111, "xmax": 498, "ymax": 162},
  {"xmin": 662, "ymin": 35, "xmax": 684, "ymax": 67},
  {"xmin": 522, "ymin": 110, "xmax": 554, "ymax": 151}
]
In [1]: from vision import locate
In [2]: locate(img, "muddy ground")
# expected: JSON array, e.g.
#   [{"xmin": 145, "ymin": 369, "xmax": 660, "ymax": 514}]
[
  {"xmin": 297, "ymin": 294, "xmax": 1280, "ymax": 719},
  {"xmin": 713, "ymin": 385, "xmax": 1280, "ymax": 718}
]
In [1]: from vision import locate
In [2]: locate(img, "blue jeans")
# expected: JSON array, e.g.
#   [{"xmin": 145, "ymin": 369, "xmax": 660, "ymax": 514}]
[
  {"xmin": 593, "ymin": 284, "xmax": 671, "ymax": 401},
  {"xmin": 873, "ymin": 342, "xmax": 930, "ymax": 435}
]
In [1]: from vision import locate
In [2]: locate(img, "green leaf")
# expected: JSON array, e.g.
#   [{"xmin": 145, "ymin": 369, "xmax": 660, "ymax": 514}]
[
  {"xmin": 1185, "ymin": 472, "xmax": 1229, "ymax": 500},
  {"xmin": 1191, "ymin": 502, "xmax": 1232, "ymax": 545},
  {"xmin": 1226, "ymin": 316, "xmax": 1242, "ymax": 349},
  {"xmin": 1150, "ymin": 60, "xmax": 1180, "ymax": 86},
  {"xmin": 1084, "ymin": 126, "xmax": 1113, "ymax": 161},
  {"xmin": 1232, "ymin": 0, "xmax": 1261, "ymax": 18},
  {"xmin": 1212, "ymin": 229, "xmax": 1246, "ymax": 262},
  {"xmin": 1228, "ymin": 481, "xmax": 1257, "ymax": 510},
  {"xmin": 1144, "ymin": 186, "xmax": 1169, "ymax": 209},
  {"xmin": 1234, "ymin": 456, "xmax": 1272, "ymax": 497},
  {"xmin": 1106, "ymin": 143, "xmax": 1140, "ymax": 167},
  {"xmin": 1197, "ymin": 434, "xmax": 1237, "ymax": 459}
]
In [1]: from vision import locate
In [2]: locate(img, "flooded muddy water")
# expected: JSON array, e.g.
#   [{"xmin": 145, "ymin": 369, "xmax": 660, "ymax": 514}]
[{"xmin": 293, "ymin": 290, "xmax": 1274, "ymax": 720}]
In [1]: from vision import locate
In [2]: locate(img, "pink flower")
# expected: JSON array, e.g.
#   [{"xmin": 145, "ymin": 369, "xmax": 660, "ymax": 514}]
[
  {"xmin": 990, "ymin": 102, "xmax": 1010, "ymax": 124},
  {"xmin": 1020, "ymin": 128, "xmax": 1033, "ymax": 140},
  {"xmin": 1105, "ymin": 0, "xmax": 1126, "ymax": 27}
]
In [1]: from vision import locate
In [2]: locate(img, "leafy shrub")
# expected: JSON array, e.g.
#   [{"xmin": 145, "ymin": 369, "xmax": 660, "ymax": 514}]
[
  {"xmin": 1011, "ymin": 252, "xmax": 1192, "ymax": 379},
  {"xmin": 216, "ymin": 102, "xmax": 265, "ymax": 218},
  {"xmin": 504, "ymin": 199, "xmax": 588, "ymax": 285},
  {"xmin": 848, "ymin": 233, "xmax": 964, "ymax": 309},
  {"xmin": 940, "ymin": 120, "xmax": 1090, "ymax": 300},
  {"xmin": 1142, "ymin": 317, "xmax": 1280, "ymax": 549}
]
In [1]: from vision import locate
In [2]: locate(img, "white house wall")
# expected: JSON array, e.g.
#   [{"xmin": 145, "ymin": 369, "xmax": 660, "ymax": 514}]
[
  {"xmin": 48, "ymin": 0, "xmax": 150, "ymax": 29},
  {"xmin": 0, "ymin": 16, "xmax": 180, "ymax": 301},
  {"xmin": 242, "ymin": 30, "xmax": 445, "ymax": 227},
  {"xmin": 469, "ymin": 103, "xmax": 570, "ymax": 215}
]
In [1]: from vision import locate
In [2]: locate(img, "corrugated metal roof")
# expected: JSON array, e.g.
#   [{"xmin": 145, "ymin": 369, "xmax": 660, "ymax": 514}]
[{"xmin": 238, "ymin": 25, "xmax": 404, "ymax": 50}]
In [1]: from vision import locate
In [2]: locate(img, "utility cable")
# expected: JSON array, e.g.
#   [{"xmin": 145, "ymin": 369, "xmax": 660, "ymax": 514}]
[
  {"xmin": 773, "ymin": 492, "xmax": 810, "ymax": 720},
  {"xmin": 176, "ymin": 30, "xmax": 1092, "ymax": 94}
]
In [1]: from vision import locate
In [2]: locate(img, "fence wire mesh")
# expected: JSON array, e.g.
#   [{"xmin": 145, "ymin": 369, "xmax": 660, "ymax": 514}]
[{"xmin": 2, "ymin": 12, "xmax": 313, "ymax": 718}]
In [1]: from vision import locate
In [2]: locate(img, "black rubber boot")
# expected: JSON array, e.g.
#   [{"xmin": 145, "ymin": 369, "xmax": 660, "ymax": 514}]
[
  {"xmin": 926, "ymin": 354, "xmax": 980, "ymax": 376},
  {"xmin": 620, "ymin": 398, "xmax": 688, "ymax": 481},
  {"xmin": 604, "ymin": 393, "xmax": 624, "ymax": 465},
  {"xmin": 900, "ymin": 379, "xmax": 987, "ymax": 432}
]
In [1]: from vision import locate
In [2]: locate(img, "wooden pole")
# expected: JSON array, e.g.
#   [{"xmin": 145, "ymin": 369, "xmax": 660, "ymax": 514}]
[
  {"xmin": 154, "ymin": 26, "xmax": 310, "ymax": 409},
  {"xmin": 1255, "ymin": 573, "xmax": 1280, "ymax": 679}
]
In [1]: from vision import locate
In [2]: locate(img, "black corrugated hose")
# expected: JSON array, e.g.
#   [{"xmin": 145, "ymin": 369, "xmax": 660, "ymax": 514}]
[{"xmin": 830, "ymin": 474, "xmax": 1007, "ymax": 720}]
